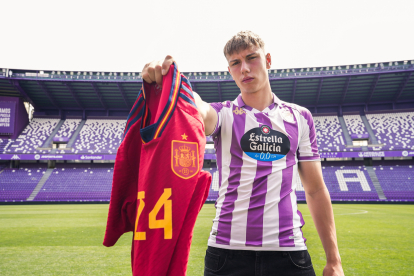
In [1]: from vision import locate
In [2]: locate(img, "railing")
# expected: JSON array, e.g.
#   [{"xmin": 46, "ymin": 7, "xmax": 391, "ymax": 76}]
[{"xmin": 1, "ymin": 64, "xmax": 412, "ymax": 82}]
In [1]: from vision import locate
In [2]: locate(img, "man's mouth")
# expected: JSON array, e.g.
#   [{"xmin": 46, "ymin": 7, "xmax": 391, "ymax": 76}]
[{"xmin": 242, "ymin": 77, "xmax": 254, "ymax": 83}]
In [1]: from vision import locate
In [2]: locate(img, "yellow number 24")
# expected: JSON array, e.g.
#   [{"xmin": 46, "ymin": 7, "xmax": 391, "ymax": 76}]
[{"xmin": 134, "ymin": 188, "xmax": 172, "ymax": 240}]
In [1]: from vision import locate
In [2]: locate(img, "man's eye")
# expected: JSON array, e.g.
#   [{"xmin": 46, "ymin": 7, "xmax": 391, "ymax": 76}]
[
  {"xmin": 232, "ymin": 62, "xmax": 239, "ymax": 66},
  {"xmin": 249, "ymin": 56, "xmax": 256, "ymax": 60}
]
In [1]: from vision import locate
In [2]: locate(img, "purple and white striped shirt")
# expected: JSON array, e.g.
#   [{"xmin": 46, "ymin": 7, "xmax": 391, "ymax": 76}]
[{"xmin": 208, "ymin": 94, "xmax": 320, "ymax": 251}]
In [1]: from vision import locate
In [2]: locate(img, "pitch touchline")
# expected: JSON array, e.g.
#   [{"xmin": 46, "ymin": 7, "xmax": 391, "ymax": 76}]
[{"xmin": 302, "ymin": 210, "xmax": 368, "ymax": 216}]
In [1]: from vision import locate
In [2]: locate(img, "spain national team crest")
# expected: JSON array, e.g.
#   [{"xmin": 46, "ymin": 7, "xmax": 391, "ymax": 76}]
[{"xmin": 171, "ymin": 140, "xmax": 199, "ymax": 179}]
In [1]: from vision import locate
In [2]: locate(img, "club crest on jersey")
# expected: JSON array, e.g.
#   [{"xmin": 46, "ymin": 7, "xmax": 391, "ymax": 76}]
[
  {"xmin": 241, "ymin": 125, "xmax": 290, "ymax": 161},
  {"xmin": 171, "ymin": 140, "xmax": 199, "ymax": 179},
  {"xmin": 280, "ymin": 107, "xmax": 295, "ymax": 123}
]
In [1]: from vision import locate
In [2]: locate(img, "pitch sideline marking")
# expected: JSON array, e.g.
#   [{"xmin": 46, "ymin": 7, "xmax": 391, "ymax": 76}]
[{"xmin": 302, "ymin": 210, "xmax": 368, "ymax": 217}]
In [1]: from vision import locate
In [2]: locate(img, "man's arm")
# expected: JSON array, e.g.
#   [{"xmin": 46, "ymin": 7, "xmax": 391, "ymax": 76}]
[
  {"xmin": 298, "ymin": 160, "xmax": 344, "ymax": 276},
  {"xmin": 141, "ymin": 55, "xmax": 217, "ymax": 136}
]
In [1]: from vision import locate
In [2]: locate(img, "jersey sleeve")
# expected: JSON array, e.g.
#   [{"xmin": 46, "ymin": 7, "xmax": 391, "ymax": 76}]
[
  {"xmin": 297, "ymin": 108, "xmax": 320, "ymax": 162},
  {"xmin": 208, "ymin": 102, "xmax": 227, "ymax": 137}
]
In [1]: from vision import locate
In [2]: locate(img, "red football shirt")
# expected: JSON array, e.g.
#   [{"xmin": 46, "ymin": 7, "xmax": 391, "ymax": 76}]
[{"xmin": 104, "ymin": 63, "xmax": 211, "ymax": 276}]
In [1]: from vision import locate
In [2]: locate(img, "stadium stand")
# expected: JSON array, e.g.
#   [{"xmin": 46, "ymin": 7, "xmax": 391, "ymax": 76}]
[
  {"xmin": 34, "ymin": 163, "xmax": 113, "ymax": 202},
  {"xmin": 314, "ymin": 115, "xmax": 348, "ymax": 152},
  {"xmin": 71, "ymin": 119, "xmax": 126, "ymax": 154},
  {"xmin": 55, "ymin": 119, "xmax": 81, "ymax": 140},
  {"xmin": 0, "ymin": 138, "xmax": 12, "ymax": 154},
  {"xmin": 206, "ymin": 167, "xmax": 219, "ymax": 202},
  {"xmin": 0, "ymin": 163, "xmax": 48, "ymax": 202},
  {"xmin": 4, "ymin": 118, "xmax": 60, "ymax": 153},
  {"xmin": 343, "ymin": 115, "xmax": 368, "ymax": 136},
  {"xmin": 367, "ymin": 112, "xmax": 414, "ymax": 150},
  {"xmin": 373, "ymin": 160, "xmax": 414, "ymax": 201},
  {"xmin": 296, "ymin": 161, "xmax": 379, "ymax": 201}
]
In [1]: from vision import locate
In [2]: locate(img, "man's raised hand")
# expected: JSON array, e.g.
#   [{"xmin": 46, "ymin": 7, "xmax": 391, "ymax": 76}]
[{"xmin": 141, "ymin": 55, "xmax": 175, "ymax": 88}]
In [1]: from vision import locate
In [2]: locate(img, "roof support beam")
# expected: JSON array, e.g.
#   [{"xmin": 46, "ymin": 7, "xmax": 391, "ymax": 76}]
[
  {"xmin": 291, "ymin": 80, "xmax": 297, "ymax": 102},
  {"xmin": 10, "ymin": 80, "xmax": 37, "ymax": 109},
  {"xmin": 91, "ymin": 83, "xmax": 107, "ymax": 109},
  {"xmin": 63, "ymin": 83, "xmax": 83, "ymax": 109},
  {"xmin": 340, "ymin": 77, "xmax": 351, "ymax": 104},
  {"xmin": 315, "ymin": 78, "xmax": 324, "ymax": 105},
  {"xmin": 116, "ymin": 83, "xmax": 130, "ymax": 109},
  {"xmin": 37, "ymin": 81, "xmax": 59, "ymax": 109},
  {"xmin": 366, "ymin": 75, "xmax": 381, "ymax": 103},
  {"xmin": 394, "ymin": 71, "xmax": 412, "ymax": 101},
  {"xmin": 217, "ymin": 82, "xmax": 223, "ymax": 102}
]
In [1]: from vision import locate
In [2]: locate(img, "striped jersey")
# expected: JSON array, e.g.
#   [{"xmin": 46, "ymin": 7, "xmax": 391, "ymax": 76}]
[{"xmin": 207, "ymin": 94, "xmax": 320, "ymax": 251}]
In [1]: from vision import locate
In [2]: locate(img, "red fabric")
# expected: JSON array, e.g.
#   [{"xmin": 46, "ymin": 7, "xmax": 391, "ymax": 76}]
[
  {"xmin": 104, "ymin": 64, "xmax": 211, "ymax": 276},
  {"xmin": 103, "ymin": 104, "xmax": 143, "ymax": 247}
]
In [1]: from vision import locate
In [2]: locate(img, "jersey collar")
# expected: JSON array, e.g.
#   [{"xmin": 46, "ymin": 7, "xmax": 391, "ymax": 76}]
[{"xmin": 236, "ymin": 93, "xmax": 281, "ymax": 113}]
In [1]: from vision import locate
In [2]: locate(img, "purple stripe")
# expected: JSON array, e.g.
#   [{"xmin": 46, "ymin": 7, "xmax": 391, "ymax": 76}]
[
  {"xmin": 216, "ymin": 105, "xmax": 246, "ymax": 245},
  {"xmin": 297, "ymin": 208, "xmax": 307, "ymax": 244},
  {"xmin": 279, "ymin": 105, "xmax": 299, "ymax": 247},
  {"xmin": 245, "ymin": 113, "xmax": 273, "ymax": 246}
]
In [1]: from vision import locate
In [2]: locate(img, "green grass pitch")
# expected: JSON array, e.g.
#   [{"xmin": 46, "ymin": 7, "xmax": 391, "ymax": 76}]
[{"xmin": 0, "ymin": 203, "xmax": 413, "ymax": 275}]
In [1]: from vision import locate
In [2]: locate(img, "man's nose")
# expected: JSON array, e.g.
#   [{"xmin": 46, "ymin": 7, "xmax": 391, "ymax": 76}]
[{"xmin": 240, "ymin": 61, "xmax": 250, "ymax": 74}]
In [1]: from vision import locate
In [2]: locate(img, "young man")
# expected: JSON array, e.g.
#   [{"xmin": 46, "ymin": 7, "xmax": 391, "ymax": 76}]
[{"xmin": 142, "ymin": 31, "xmax": 344, "ymax": 276}]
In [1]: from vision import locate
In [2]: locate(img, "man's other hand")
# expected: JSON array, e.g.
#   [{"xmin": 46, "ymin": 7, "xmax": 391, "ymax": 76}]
[{"xmin": 142, "ymin": 55, "xmax": 175, "ymax": 87}]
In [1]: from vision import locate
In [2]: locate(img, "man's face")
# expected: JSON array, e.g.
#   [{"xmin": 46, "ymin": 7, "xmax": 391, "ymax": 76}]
[{"xmin": 226, "ymin": 46, "xmax": 271, "ymax": 95}]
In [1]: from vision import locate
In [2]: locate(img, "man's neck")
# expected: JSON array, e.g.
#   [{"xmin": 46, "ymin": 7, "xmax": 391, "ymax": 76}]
[{"xmin": 241, "ymin": 85, "xmax": 273, "ymax": 111}]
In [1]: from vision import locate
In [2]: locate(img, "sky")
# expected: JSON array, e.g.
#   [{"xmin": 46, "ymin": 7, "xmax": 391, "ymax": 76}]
[{"xmin": 1, "ymin": 0, "xmax": 413, "ymax": 73}]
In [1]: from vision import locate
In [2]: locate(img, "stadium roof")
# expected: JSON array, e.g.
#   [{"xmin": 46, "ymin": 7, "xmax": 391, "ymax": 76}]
[{"xmin": 0, "ymin": 60, "xmax": 413, "ymax": 116}]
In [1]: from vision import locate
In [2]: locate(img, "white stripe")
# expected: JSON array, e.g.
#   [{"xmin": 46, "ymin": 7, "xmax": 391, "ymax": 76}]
[{"xmin": 229, "ymin": 112, "xmax": 258, "ymax": 246}]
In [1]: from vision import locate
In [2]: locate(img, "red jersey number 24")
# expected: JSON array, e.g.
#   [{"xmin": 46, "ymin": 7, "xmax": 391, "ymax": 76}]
[{"xmin": 134, "ymin": 188, "xmax": 172, "ymax": 240}]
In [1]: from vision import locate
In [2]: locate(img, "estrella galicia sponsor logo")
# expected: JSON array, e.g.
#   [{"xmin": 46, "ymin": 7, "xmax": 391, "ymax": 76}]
[
  {"xmin": 402, "ymin": 151, "xmax": 408, "ymax": 157},
  {"xmin": 34, "ymin": 154, "xmax": 40, "ymax": 160},
  {"xmin": 241, "ymin": 125, "xmax": 290, "ymax": 161}
]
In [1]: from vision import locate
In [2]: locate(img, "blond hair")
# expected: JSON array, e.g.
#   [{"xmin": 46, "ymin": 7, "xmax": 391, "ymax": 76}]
[{"xmin": 223, "ymin": 31, "xmax": 265, "ymax": 58}]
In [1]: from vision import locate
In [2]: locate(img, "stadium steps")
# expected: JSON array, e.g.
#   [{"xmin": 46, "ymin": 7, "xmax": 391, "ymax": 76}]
[
  {"xmin": 39, "ymin": 119, "xmax": 65, "ymax": 149},
  {"xmin": 365, "ymin": 166, "xmax": 387, "ymax": 200},
  {"xmin": 338, "ymin": 116, "xmax": 353, "ymax": 146},
  {"xmin": 26, "ymin": 168, "xmax": 55, "ymax": 201},
  {"xmin": 360, "ymin": 115, "xmax": 380, "ymax": 145},
  {"xmin": 65, "ymin": 120, "xmax": 86, "ymax": 149}
]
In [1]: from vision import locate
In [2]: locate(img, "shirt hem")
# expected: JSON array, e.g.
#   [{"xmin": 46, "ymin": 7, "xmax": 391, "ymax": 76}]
[{"xmin": 208, "ymin": 241, "xmax": 307, "ymax": 251}]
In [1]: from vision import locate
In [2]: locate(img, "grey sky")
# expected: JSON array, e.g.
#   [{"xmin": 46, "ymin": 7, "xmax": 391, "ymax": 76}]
[{"xmin": 2, "ymin": 0, "xmax": 413, "ymax": 72}]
